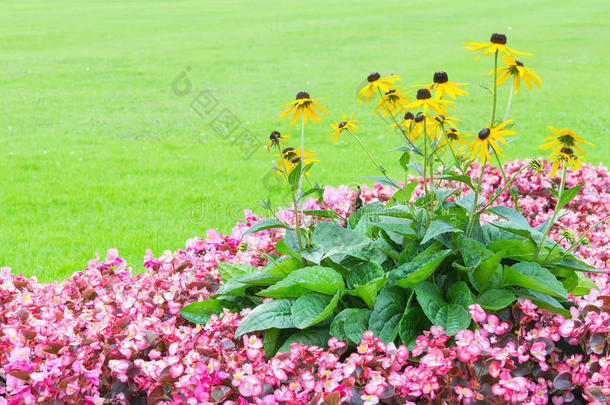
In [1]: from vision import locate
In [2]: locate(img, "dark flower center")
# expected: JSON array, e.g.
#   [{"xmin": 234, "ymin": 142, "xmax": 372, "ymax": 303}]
[
  {"xmin": 416, "ymin": 89, "xmax": 432, "ymax": 100},
  {"xmin": 282, "ymin": 147, "xmax": 294, "ymax": 154},
  {"xmin": 291, "ymin": 156, "xmax": 301, "ymax": 164},
  {"xmin": 338, "ymin": 121, "xmax": 347, "ymax": 129},
  {"xmin": 446, "ymin": 128, "xmax": 458, "ymax": 140},
  {"xmin": 435, "ymin": 115, "xmax": 445, "ymax": 123},
  {"xmin": 560, "ymin": 147, "xmax": 574, "ymax": 155},
  {"xmin": 404, "ymin": 112, "xmax": 414, "ymax": 121},
  {"xmin": 515, "ymin": 60, "xmax": 523, "ymax": 67},
  {"xmin": 269, "ymin": 131, "xmax": 280, "ymax": 141},
  {"xmin": 490, "ymin": 33, "xmax": 507, "ymax": 45},
  {"xmin": 385, "ymin": 89, "xmax": 397, "ymax": 95},
  {"xmin": 433, "ymin": 72, "xmax": 449, "ymax": 84},
  {"xmin": 367, "ymin": 72, "xmax": 381, "ymax": 82},
  {"xmin": 478, "ymin": 128, "xmax": 491, "ymax": 140},
  {"xmin": 414, "ymin": 113, "xmax": 424, "ymax": 123},
  {"xmin": 296, "ymin": 91, "xmax": 310, "ymax": 100}
]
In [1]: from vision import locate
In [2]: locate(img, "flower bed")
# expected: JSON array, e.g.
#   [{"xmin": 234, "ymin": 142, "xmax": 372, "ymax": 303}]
[{"xmin": 1, "ymin": 160, "xmax": 609, "ymax": 404}]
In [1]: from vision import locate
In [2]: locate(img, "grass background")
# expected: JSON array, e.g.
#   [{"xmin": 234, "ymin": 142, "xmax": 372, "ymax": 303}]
[{"xmin": 1, "ymin": 0, "xmax": 608, "ymax": 282}]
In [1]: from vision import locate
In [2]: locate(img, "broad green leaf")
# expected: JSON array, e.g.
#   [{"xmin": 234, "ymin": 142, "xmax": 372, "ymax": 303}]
[
  {"xmin": 345, "ymin": 277, "xmax": 387, "ymax": 309},
  {"xmin": 389, "ymin": 249, "xmax": 452, "ymax": 288},
  {"xmin": 552, "ymin": 259, "xmax": 602, "ymax": 273},
  {"xmin": 257, "ymin": 278, "xmax": 307, "ymax": 298},
  {"xmin": 213, "ymin": 278, "xmax": 248, "ymax": 297},
  {"xmin": 516, "ymin": 289, "xmax": 570, "ymax": 316},
  {"xmin": 180, "ymin": 299, "xmax": 235, "ymax": 324},
  {"xmin": 477, "ymin": 289, "xmax": 517, "ymax": 311},
  {"xmin": 236, "ymin": 271, "xmax": 282, "ymax": 286},
  {"xmin": 458, "ymin": 237, "xmax": 493, "ymax": 268},
  {"xmin": 330, "ymin": 308, "xmax": 371, "ymax": 345},
  {"xmin": 288, "ymin": 266, "xmax": 344, "ymax": 295},
  {"xmin": 421, "ymin": 220, "xmax": 463, "ymax": 244},
  {"xmin": 291, "ymin": 291, "xmax": 341, "ymax": 329},
  {"xmin": 414, "ymin": 282, "xmax": 446, "ymax": 323},
  {"xmin": 263, "ymin": 328, "xmax": 280, "ymax": 359},
  {"xmin": 447, "ymin": 281, "xmax": 474, "ymax": 308},
  {"xmin": 488, "ymin": 239, "xmax": 536, "ymax": 261},
  {"xmin": 436, "ymin": 173, "xmax": 475, "ymax": 190},
  {"xmin": 346, "ymin": 261, "xmax": 385, "ymax": 288},
  {"xmin": 217, "ymin": 262, "xmax": 254, "ymax": 282},
  {"xmin": 235, "ymin": 298, "xmax": 296, "ymax": 336},
  {"xmin": 263, "ymin": 256, "xmax": 303, "ymax": 277},
  {"xmin": 369, "ymin": 285, "xmax": 409, "ymax": 343},
  {"xmin": 302, "ymin": 209, "xmax": 343, "ymax": 220},
  {"xmin": 311, "ymin": 221, "xmax": 373, "ymax": 263},
  {"xmin": 277, "ymin": 328, "xmax": 330, "ymax": 352},
  {"xmin": 504, "ymin": 262, "xmax": 568, "ymax": 299},
  {"xmin": 347, "ymin": 202, "xmax": 385, "ymax": 230},
  {"xmin": 241, "ymin": 218, "xmax": 290, "ymax": 237},
  {"xmin": 435, "ymin": 304, "xmax": 471, "ymax": 336},
  {"xmin": 399, "ymin": 307, "xmax": 430, "ymax": 348},
  {"xmin": 571, "ymin": 272, "xmax": 596, "ymax": 296},
  {"xmin": 473, "ymin": 250, "xmax": 505, "ymax": 291},
  {"xmin": 556, "ymin": 183, "xmax": 585, "ymax": 211}
]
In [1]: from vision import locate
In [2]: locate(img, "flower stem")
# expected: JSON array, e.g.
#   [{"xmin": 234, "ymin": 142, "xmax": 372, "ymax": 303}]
[
  {"xmin": 423, "ymin": 116, "xmax": 431, "ymax": 223},
  {"xmin": 490, "ymin": 50, "xmax": 499, "ymax": 126},
  {"xmin": 465, "ymin": 162, "xmax": 487, "ymax": 237},
  {"xmin": 503, "ymin": 84, "xmax": 514, "ymax": 122},
  {"xmin": 478, "ymin": 166, "xmax": 526, "ymax": 212},
  {"xmin": 377, "ymin": 88, "xmax": 421, "ymax": 153},
  {"xmin": 560, "ymin": 215, "xmax": 610, "ymax": 259},
  {"xmin": 493, "ymin": 148, "xmax": 520, "ymax": 210},
  {"xmin": 533, "ymin": 165, "xmax": 567, "ymax": 261}
]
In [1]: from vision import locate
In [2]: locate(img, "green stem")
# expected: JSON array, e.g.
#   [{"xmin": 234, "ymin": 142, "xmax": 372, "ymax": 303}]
[
  {"xmin": 377, "ymin": 88, "xmax": 420, "ymax": 153},
  {"xmin": 465, "ymin": 162, "xmax": 487, "ymax": 237},
  {"xmin": 478, "ymin": 166, "xmax": 526, "ymax": 212},
  {"xmin": 493, "ymin": 148, "xmax": 520, "ymax": 210},
  {"xmin": 541, "ymin": 236, "xmax": 566, "ymax": 265},
  {"xmin": 246, "ymin": 246, "xmax": 288, "ymax": 275},
  {"xmin": 503, "ymin": 84, "xmax": 514, "ymax": 122},
  {"xmin": 533, "ymin": 165, "xmax": 567, "ymax": 261},
  {"xmin": 490, "ymin": 50, "xmax": 499, "ymax": 126},
  {"xmin": 304, "ymin": 175, "xmax": 347, "ymax": 223},
  {"xmin": 346, "ymin": 129, "xmax": 395, "ymax": 188},
  {"xmin": 423, "ymin": 115, "xmax": 431, "ymax": 223},
  {"xmin": 560, "ymin": 215, "xmax": 610, "ymax": 259}
]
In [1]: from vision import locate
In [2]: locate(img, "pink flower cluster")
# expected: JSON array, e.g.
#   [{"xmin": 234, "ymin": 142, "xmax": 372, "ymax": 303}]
[{"xmin": 0, "ymin": 160, "xmax": 609, "ymax": 404}]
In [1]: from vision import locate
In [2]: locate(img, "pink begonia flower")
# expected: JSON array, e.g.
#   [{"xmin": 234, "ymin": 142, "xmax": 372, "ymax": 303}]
[
  {"xmin": 238, "ymin": 375, "xmax": 263, "ymax": 397},
  {"xmin": 468, "ymin": 304, "xmax": 487, "ymax": 323},
  {"xmin": 361, "ymin": 394, "xmax": 379, "ymax": 405},
  {"xmin": 108, "ymin": 359, "xmax": 130, "ymax": 382}
]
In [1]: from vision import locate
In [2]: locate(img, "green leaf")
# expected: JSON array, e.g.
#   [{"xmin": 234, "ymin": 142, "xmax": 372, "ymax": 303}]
[
  {"xmin": 287, "ymin": 266, "xmax": 344, "ymax": 295},
  {"xmin": 345, "ymin": 277, "xmax": 387, "ymax": 309},
  {"xmin": 571, "ymin": 272, "xmax": 596, "ymax": 296},
  {"xmin": 217, "ymin": 262, "xmax": 254, "ymax": 282},
  {"xmin": 236, "ymin": 271, "xmax": 282, "ymax": 286},
  {"xmin": 302, "ymin": 209, "xmax": 343, "ymax": 220},
  {"xmin": 434, "ymin": 304, "xmax": 471, "ymax": 336},
  {"xmin": 504, "ymin": 262, "xmax": 568, "ymax": 299},
  {"xmin": 241, "ymin": 218, "xmax": 290, "ymax": 237},
  {"xmin": 330, "ymin": 308, "xmax": 371, "ymax": 345},
  {"xmin": 421, "ymin": 220, "xmax": 463, "ymax": 244},
  {"xmin": 488, "ymin": 239, "xmax": 536, "ymax": 261},
  {"xmin": 347, "ymin": 202, "xmax": 385, "ymax": 229},
  {"xmin": 552, "ymin": 259, "xmax": 602, "ymax": 273},
  {"xmin": 414, "ymin": 282, "xmax": 446, "ymax": 322},
  {"xmin": 369, "ymin": 285, "xmax": 409, "ymax": 343},
  {"xmin": 257, "ymin": 278, "xmax": 307, "ymax": 298},
  {"xmin": 311, "ymin": 221, "xmax": 373, "ymax": 263},
  {"xmin": 388, "ymin": 248, "xmax": 452, "ymax": 288},
  {"xmin": 477, "ymin": 289, "xmax": 517, "ymax": 311},
  {"xmin": 516, "ymin": 289, "xmax": 570, "ymax": 316},
  {"xmin": 399, "ymin": 307, "xmax": 430, "ymax": 348},
  {"xmin": 180, "ymin": 299, "xmax": 235, "ymax": 324},
  {"xmin": 447, "ymin": 281, "xmax": 474, "ymax": 308},
  {"xmin": 262, "ymin": 256, "xmax": 303, "ymax": 277},
  {"xmin": 263, "ymin": 328, "xmax": 280, "ymax": 359},
  {"xmin": 473, "ymin": 250, "xmax": 505, "ymax": 291},
  {"xmin": 346, "ymin": 261, "xmax": 385, "ymax": 288},
  {"xmin": 213, "ymin": 278, "xmax": 249, "ymax": 297},
  {"xmin": 291, "ymin": 291, "xmax": 341, "ymax": 329},
  {"xmin": 362, "ymin": 175, "xmax": 401, "ymax": 188},
  {"xmin": 436, "ymin": 173, "xmax": 475, "ymax": 190},
  {"xmin": 458, "ymin": 237, "xmax": 493, "ymax": 268},
  {"xmin": 556, "ymin": 183, "xmax": 585, "ymax": 211},
  {"xmin": 277, "ymin": 328, "xmax": 330, "ymax": 352},
  {"xmin": 235, "ymin": 298, "xmax": 296, "ymax": 336}
]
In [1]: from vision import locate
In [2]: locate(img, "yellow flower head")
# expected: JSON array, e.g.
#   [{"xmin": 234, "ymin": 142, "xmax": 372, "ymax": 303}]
[
  {"xmin": 391, "ymin": 111, "xmax": 415, "ymax": 131},
  {"xmin": 437, "ymin": 128, "xmax": 469, "ymax": 150},
  {"xmin": 492, "ymin": 54, "xmax": 541, "ymax": 94},
  {"xmin": 429, "ymin": 114, "xmax": 459, "ymax": 139},
  {"xmin": 265, "ymin": 131, "xmax": 291, "ymax": 151},
  {"xmin": 549, "ymin": 147, "xmax": 582, "ymax": 177},
  {"xmin": 404, "ymin": 89, "xmax": 453, "ymax": 115},
  {"xmin": 463, "ymin": 33, "xmax": 532, "ymax": 60},
  {"xmin": 279, "ymin": 91, "xmax": 328, "ymax": 126},
  {"xmin": 375, "ymin": 88, "xmax": 412, "ymax": 117},
  {"xmin": 358, "ymin": 72, "xmax": 402, "ymax": 103},
  {"xmin": 539, "ymin": 127, "xmax": 592, "ymax": 161},
  {"xmin": 468, "ymin": 120, "xmax": 515, "ymax": 164},
  {"xmin": 409, "ymin": 112, "xmax": 434, "ymax": 141},
  {"xmin": 329, "ymin": 114, "xmax": 360, "ymax": 143},
  {"xmin": 273, "ymin": 147, "xmax": 319, "ymax": 178},
  {"xmin": 422, "ymin": 72, "xmax": 469, "ymax": 100}
]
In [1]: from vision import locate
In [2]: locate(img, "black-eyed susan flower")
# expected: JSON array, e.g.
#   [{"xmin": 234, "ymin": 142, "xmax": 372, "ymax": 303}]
[
  {"xmin": 375, "ymin": 88, "xmax": 411, "ymax": 117},
  {"xmin": 391, "ymin": 111, "xmax": 415, "ymax": 131},
  {"xmin": 404, "ymin": 89, "xmax": 452, "ymax": 115},
  {"xmin": 421, "ymin": 72, "xmax": 469, "ymax": 100},
  {"xmin": 329, "ymin": 114, "xmax": 360, "ymax": 143},
  {"xmin": 409, "ymin": 113, "xmax": 434, "ymax": 141},
  {"xmin": 429, "ymin": 115, "xmax": 458, "ymax": 139},
  {"xmin": 549, "ymin": 147, "xmax": 581, "ymax": 177},
  {"xmin": 358, "ymin": 72, "xmax": 402, "ymax": 103},
  {"xmin": 528, "ymin": 158, "xmax": 545, "ymax": 174},
  {"xmin": 273, "ymin": 147, "xmax": 319, "ymax": 177},
  {"xmin": 265, "ymin": 131, "xmax": 291, "ymax": 151},
  {"xmin": 463, "ymin": 33, "xmax": 532, "ymax": 60},
  {"xmin": 279, "ymin": 92, "xmax": 328, "ymax": 126},
  {"xmin": 539, "ymin": 127, "xmax": 592, "ymax": 161},
  {"xmin": 437, "ymin": 128, "xmax": 469, "ymax": 150},
  {"xmin": 492, "ymin": 54, "xmax": 541, "ymax": 94},
  {"xmin": 468, "ymin": 120, "xmax": 515, "ymax": 164}
]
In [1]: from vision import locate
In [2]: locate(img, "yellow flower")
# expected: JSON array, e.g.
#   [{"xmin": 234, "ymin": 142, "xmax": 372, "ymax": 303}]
[
  {"xmin": 463, "ymin": 33, "xmax": 532, "ymax": 60},
  {"xmin": 375, "ymin": 88, "xmax": 412, "ymax": 117},
  {"xmin": 468, "ymin": 120, "xmax": 515, "ymax": 164},
  {"xmin": 358, "ymin": 72, "xmax": 402, "ymax": 103},
  {"xmin": 404, "ymin": 89, "xmax": 453, "ymax": 115},
  {"xmin": 409, "ymin": 113, "xmax": 434, "ymax": 141},
  {"xmin": 418, "ymin": 72, "xmax": 468, "ymax": 100},
  {"xmin": 491, "ymin": 54, "xmax": 541, "ymax": 94},
  {"xmin": 437, "ymin": 128, "xmax": 469, "ymax": 150},
  {"xmin": 539, "ymin": 127, "xmax": 592, "ymax": 161},
  {"xmin": 329, "ymin": 114, "xmax": 360, "ymax": 143},
  {"xmin": 273, "ymin": 147, "xmax": 319, "ymax": 177},
  {"xmin": 265, "ymin": 131, "xmax": 291, "ymax": 151},
  {"xmin": 279, "ymin": 91, "xmax": 328, "ymax": 126},
  {"xmin": 549, "ymin": 147, "xmax": 582, "ymax": 177},
  {"xmin": 428, "ymin": 115, "xmax": 459, "ymax": 139}
]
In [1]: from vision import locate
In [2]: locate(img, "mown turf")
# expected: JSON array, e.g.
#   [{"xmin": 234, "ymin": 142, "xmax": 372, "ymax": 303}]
[{"xmin": 1, "ymin": 0, "xmax": 608, "ymax": 281}]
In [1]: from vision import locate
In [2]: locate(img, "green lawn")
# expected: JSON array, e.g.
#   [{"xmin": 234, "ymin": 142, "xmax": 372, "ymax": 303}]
[{"xmin": 1, "ymin": 0, "xmax": 608, "ymax": 282}]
